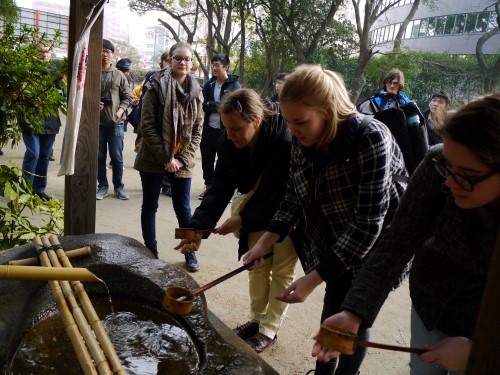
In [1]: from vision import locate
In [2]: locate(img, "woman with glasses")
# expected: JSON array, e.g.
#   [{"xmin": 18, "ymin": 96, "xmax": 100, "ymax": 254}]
[
  {"xmin": 200, "ymin": 53, "xmax": 241, "ymax": 200},
  {"xmin": 312, "ymin": 93, "xmax": 500, "ymax": 374},
  {"xmin": 374, "ymin": 68, "xmax": 411, "ymax": 110},
  {"xmin": 134, "ymin": 42, "xmax": 203, "ymax": 272}
]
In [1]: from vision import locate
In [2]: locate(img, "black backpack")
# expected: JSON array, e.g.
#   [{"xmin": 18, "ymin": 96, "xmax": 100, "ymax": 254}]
[{"xmin": 357, "ymin": 93, "xmax": 429, "ymax": 177}]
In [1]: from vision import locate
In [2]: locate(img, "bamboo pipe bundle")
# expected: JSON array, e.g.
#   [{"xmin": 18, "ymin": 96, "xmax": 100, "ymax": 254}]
[
  {"xmin": 48, "ymin": 235, "xmax": 127, "ymax": 375},
  {"xmin": 9, "ymin": 246, "xmax": 92, "ymax": 266},
  {"xmin": 32, "ymin": 236, "xmax": 98, "ymax": 375},
  {"xmin": 38, "ymin": 236, "xmax": 113, "ymax": 375}
]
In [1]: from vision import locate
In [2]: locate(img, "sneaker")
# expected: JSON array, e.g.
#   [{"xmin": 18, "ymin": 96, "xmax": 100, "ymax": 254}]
[
  {"xmin": 96, "ymin": 187, "xmax": 108, "ymax": 200},
  {"xmin": 198, "ymin": 185, "xmax": 213, "ymax": 200},
  {"xmin": 49, "ymin": 153, "xmax": 55, "ymax": 161},
  {"xmin": 245, "ymin": 333, "xmax": 277, "ymax": 353},
  {"xmin": 115, "ymin": 187, "xmax": 129, "ymax": 200},
  {"xmin": 35, "ymin": 192, "xmax": 52, "ymax": 201},
  {"xmin": 162, "ymin": 187, "xmax": 172, "ymax": 197},
  {"xmin": 184, "ymin": 252, "xmax": 200, "ymax": 272},
  {"xmin": 233, "ymin": 321, "xmax": 259, "ymax": 340}
]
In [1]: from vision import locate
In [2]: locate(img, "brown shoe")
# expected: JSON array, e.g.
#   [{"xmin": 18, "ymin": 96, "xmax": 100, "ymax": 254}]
[
  {"xmin": 245, "ymin": 333, "xmax": 277, "ymax": 353},
  {"xmin": 233, "ymin": 321, "xmax": 259, "ymax": 340}
]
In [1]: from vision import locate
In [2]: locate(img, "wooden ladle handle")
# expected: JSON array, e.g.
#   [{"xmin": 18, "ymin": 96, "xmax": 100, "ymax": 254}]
[
  {"xmin": 191, "ymin": 252, "xmax": 273, "ymax": 296},
  {"xmin": 357, "ymin": 340, "xmax": 426, "ymax": 354}
]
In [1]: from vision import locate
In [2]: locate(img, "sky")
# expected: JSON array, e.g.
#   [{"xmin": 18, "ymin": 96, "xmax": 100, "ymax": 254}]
[{"xmin": 15, "ymin": 0, "xmax": 164, "ymax": 46}]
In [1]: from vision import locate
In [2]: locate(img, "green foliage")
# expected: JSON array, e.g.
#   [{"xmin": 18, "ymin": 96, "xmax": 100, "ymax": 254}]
[
  {"xmin": 0, "ymin": 0, "xmax": 19, "ymax": 23},
  {"xmin": 0, "ymin": 162, "xmax": 64, "ymax": 251},
  {"xmin": 0, "ymin": 23, "xmax": 67, "ymax": 148}
]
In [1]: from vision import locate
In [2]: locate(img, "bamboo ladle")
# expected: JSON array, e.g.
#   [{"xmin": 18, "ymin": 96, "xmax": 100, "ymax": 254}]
[
  {"xmin": 163, "ymin": 252, "xmax": 273, "ymax": 315},
  {"xmin": 317, "ymin": 324, "xmax": 426, "ymax": 355}
]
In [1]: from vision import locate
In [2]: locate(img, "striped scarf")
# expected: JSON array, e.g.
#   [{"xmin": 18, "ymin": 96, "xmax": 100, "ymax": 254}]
[{"xmin": 160, "ymin": 68, "xmax": 201, "ymax": 162}]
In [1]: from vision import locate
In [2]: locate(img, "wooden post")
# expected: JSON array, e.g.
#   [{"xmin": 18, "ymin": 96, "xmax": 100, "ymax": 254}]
[
  {"xmin": 64, "ymin": 0, "xmax": 103, "ymax": 234},
  {"xmin": 466, "ymin": 224, "xmax": 500, "ymax": 373}
]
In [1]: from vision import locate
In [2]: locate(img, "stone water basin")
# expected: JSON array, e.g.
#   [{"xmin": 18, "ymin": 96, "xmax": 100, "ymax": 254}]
[{"xmin": 0, "ymin": 233, "xmax": 277, "ymax": 374}]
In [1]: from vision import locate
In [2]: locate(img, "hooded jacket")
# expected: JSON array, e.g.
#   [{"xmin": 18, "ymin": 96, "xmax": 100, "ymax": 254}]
[
  {"xmin": 202, "ymin": 74, "xmax": 240, "ymax": 128},
  {"xmin": 100, "ymin": 66, "xmax": 133, "ymax": 126}
]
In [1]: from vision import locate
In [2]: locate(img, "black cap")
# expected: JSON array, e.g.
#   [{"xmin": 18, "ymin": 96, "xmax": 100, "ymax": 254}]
[{"xmin": 102, "ymin": 39, "xmax": 114, "ymax": 53}]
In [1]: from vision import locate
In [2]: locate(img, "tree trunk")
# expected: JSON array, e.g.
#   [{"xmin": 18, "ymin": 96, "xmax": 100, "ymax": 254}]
[{"xmin": 391, "ymin": 0, "xmax": 420, "ymax": 61}]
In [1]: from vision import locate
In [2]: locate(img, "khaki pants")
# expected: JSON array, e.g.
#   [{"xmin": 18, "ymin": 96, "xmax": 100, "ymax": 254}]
[{"xmin": 247, "ymin": 230, "xmax": 298, "ymax": 338}]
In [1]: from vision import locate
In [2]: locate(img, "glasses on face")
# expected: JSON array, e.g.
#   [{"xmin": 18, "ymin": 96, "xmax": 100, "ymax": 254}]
[
  {"xmin": 211, "ymin": 63, "xmax": 225, "ymax": 69},
  {"xmin": 172, "ymin": 56, "xmax": 192, "ymax": 64},
  {"xmin": 432, "ymin": 155, "xmax": 498, "ymax": 192},
  {"xmin": 387, "ymin": 81, "xmax": 399, "ymax": 87}
]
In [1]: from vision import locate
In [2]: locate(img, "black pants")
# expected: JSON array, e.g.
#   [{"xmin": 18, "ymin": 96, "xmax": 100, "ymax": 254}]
[
  {"xmin": 200, "ymin": 126, "xmax": 223, "ymax": 186},
  {"xmin": 315, "ymin": 270, "xmax": 369, "ymax": 375}
]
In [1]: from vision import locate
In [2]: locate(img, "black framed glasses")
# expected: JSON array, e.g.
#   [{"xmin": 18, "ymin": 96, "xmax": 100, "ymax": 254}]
[
  {"xmin": 432, "ymin": 155, "xmax": 498, "ymax": 192},
  {"xmin": 172, "ymin": 56, "xmax": 192, "ymax": 64}
]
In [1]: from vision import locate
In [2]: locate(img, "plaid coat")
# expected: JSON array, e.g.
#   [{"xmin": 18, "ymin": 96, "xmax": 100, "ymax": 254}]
[{"xmin": 267, "ymin": 114, "xmax": 407, "ymax": 282}]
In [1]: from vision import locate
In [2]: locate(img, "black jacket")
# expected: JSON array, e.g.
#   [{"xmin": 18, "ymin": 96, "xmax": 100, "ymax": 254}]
[
  {"xmin": 202, "ymin": 74, "xmax": 240, "ymax": 128},
  {"xmin": 423, "ymin": 109, "xmax": 443, "ymax": 146},
  {"xmin": 189, "ymin": 102, "xmax": 295, "ymax": 259}
]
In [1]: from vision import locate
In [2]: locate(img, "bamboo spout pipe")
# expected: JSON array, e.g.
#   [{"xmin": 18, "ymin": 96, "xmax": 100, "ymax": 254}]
[
  {"xmin": 32, "ymin": 236, "xmax": 98, "ymax": 375},
  {"xmin": 0, "ymin": 265, "xmax": 100, "ymax": 282},
  {"xmin": 49, "ymin": 235, "xmax": 127, "ymax": 375},
  {"xmin": 9, "ymin": 246, "xmax": 92, "ymax": 266},
  {"xmin": 38, "ymin": 236, "xmax": 113, "ymax": 375}
]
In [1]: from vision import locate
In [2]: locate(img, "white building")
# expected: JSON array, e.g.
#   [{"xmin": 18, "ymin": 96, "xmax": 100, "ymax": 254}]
[{"xmin": 370, "ymin": 0, "xmax": 499, "ymax": 55}]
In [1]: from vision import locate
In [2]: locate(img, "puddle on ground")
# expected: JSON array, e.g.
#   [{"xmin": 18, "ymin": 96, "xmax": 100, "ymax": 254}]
[{"xmin": 9, "ymin": 298, "xmax": 201, "ymax": 375}]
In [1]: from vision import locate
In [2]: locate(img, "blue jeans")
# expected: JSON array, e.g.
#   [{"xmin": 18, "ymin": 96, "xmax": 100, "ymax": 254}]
[
  {"xmin": 316, "ymin": 271, "xmax": 370, "ymax": 375},
  {"xmin": 139, "ymin": 171, "xmax": 192, "ymax": 250},
  {"xmin": 98, "ymin": 124, "xmax": 124, "ymax": 190},
  {"xmin": 22, "ymin": 132, "xmax": 56, "ymax": 193}
]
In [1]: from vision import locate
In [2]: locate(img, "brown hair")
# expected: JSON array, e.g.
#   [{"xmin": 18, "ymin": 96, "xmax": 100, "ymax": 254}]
[
  {"xmin": 219, "ymin": 88, "xmax": 275, "ymax": 123},
  {"xmin": 443, "ymin": 93, "xmax": 500, "ymax": 170},
  {"xmin": 382, "ymin": 68, "xmax": 405, "ymax": 91},
  {"xmin": 279, "ymin": 64, "xmax": 356, "ymax": 146}
]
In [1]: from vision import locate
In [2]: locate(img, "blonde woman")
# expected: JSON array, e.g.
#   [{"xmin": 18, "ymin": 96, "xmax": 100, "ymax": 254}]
[{"xmin": 243, "ymin": 65, "xmax": 407, "ymax": 374}]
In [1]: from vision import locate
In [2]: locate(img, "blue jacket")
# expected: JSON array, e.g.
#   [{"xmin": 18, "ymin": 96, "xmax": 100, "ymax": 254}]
[{"xmin": 374, "ymin": 89, "xmax": 410, "ymax": 109}]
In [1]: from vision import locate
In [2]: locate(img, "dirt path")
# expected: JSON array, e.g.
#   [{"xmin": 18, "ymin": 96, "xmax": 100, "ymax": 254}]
[{"xmin": 4, "ymin": 128, "xmax": 412, "ymax": 374}]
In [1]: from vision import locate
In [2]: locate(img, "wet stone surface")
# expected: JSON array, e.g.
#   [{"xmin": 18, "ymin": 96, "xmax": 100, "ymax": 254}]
[{"xmin": 0, "ymin": 233, "xmax": 276, "ymax": 374}]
